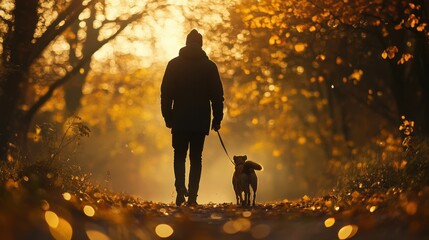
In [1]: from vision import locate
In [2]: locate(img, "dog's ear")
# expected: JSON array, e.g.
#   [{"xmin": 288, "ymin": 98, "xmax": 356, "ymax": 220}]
[
  {"xmin": 233, "ymin": 156, "xmax": 238, "ymax": 160},
  {"xmin": 244, "ymin": 155, "xmax": 247, "ymax": 160}
]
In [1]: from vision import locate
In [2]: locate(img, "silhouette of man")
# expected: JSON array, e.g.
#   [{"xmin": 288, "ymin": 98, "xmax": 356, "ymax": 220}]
[{"xmin": 161, "ymin": 29, "xmax": 224, "ymax": 206}]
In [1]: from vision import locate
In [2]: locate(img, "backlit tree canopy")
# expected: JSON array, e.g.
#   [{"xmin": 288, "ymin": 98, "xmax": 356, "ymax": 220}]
[
  {"xmin": 0, "ymin": 0, "xmax": 166, "ymax": 159},
  {"xmin": 222, "ymin": 0, "xmax": 428, "ymax": 195}
]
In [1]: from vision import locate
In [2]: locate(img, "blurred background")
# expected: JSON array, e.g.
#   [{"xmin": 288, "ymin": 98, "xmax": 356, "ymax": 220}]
[{"xmin": 1, "ymin": 0, "xmax": 427, "ymax": 204}]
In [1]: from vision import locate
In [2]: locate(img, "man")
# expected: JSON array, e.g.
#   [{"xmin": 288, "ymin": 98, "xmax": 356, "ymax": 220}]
[{"xmin": 161, "ymin": 29, "xmax": 224, "ymax": 206}]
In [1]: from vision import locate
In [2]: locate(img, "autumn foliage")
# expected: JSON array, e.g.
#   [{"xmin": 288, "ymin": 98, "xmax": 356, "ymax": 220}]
[{"xmin": 0, "ymin": 0, "xmax": 429, "ymax": 239}]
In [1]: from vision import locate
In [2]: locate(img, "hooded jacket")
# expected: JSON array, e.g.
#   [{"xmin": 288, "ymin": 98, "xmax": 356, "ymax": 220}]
[{"xmin": 161, "ymin": 45, "xmax": 224, "ymax": 135}]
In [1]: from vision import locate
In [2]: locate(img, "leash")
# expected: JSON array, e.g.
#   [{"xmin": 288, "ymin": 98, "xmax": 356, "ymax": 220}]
[{"xmin": 216, "ymin": 130, "xmax": 235, "ymax": 166}]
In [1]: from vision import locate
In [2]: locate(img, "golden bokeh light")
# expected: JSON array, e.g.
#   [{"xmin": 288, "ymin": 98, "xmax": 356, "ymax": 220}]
[
  {"xmin": 48, "ymin": 217, "xmax": 73, "ymax": 240},
  {"xmin": 324, "ymin": 217, "xmax": 335, "ymax": 228},
  {"xmin": 86, "ymin": 230, "xmax": 110, "ymax": 240},
  {"xmin": 242, "ymin": 211, "xmax": 252, "ymax": 218},
  {"xmin": 251, "ymin": 224, "xmax": 271, "ymax": 239},
  {"xmin": 236, "ymin": 218, "xmax": 251, "ymax": 232},
  {"xmin": 294, "ymin": 43, "xmax": 306, "ymax": 52},
  {"xmin": 296, "ymin": 66, "xmax": 305, "ymax": 74},
  {"xmin": 45, "ymin": 211, "xmax": 59, "ymax": 228},
  {"xmin": 62, "ymin": 192, "xmax": 72, "ymax": 201},
  {"xmin": 155, "ymin": 224, "xmax": 174, "ymax": 238},
  {"xmin": 338, "ymin": 224, "xmax": 358, "ymax": 240},
  {"xmin": 223, "ymin": 218, "xmax": 251, "ymax": 234},
  {"xmin": 405, "ymin": 201, "xmax": 418, "ymax": 215},
  {"xmin": 85, "ymin": 222, "xmax": 111, "ymax": 240},
  {"xmin": 41, "ymin": 200, "xmax": 50, "ymax": 211},
  {"xmin": 210, "ymin": 213, "xmax": 222, "ymax": 220},
  {"xmin": 223, "ymin": 220, "xmax": 240, "ymax": 234},
  {"xmin": 84, "ymin": 205, "xmax": 96, "ymax": 217}
]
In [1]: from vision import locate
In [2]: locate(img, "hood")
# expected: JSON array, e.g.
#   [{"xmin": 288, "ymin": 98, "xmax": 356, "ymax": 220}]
[{"xmin": 178, "ymin": 46, "xmax": 208, "ymax": 60}]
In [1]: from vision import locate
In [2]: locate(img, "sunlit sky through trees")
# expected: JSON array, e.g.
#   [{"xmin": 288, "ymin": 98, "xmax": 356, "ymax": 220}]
[{"xmin": 39, "ymin": 0, "xmax": 247, "ymax": 204}]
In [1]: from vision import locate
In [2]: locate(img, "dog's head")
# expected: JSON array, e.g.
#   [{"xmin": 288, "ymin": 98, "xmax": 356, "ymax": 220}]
[{"xmin": 233, "ymin": 155, "xmax": 247, "ymax": 166}]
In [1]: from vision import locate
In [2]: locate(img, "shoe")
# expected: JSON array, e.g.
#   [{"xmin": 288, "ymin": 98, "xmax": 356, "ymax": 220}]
[
  {"xmin": 186, "ymin": 196, "xmax": 198, "ymax": 206},
  {"xmin": 186, "ymin": 200, "xmax": 198, "ymax": 206},
  {"xmin": 175, "ymin": 187, "xmax": 188, "ymax": 206},
  {"xmin": 176, "ymin": 194, "xmax": 186, "ymax": 206}
]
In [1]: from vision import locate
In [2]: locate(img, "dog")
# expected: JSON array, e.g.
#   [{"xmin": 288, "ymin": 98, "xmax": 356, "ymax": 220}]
[{"xmin": 232, "ymin": 155, "xmax": 263, "ymax": 206}]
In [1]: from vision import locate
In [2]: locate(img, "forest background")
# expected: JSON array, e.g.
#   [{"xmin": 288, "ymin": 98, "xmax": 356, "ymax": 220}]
[{"xmin": 1, "ymin": 0, "xmax": 428, "ymax": 206}]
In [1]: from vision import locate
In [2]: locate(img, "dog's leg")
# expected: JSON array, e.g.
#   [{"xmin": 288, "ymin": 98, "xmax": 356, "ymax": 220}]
[
  {"xmin": 252, "ymin": 190, "xmax": 256, "ymax": 206},
  {"xmin": 239, "ymin": 191, "xmax": 245, "ymax": 206},
  {"xmin": 244, "ymin": 188, "xmax": 250, "ymax": 206},
  {"xmin": 251, "ymin": 174, "xmax": 258, "ymax": 207},
  {"xmin": 234, "ymin": 187, "xmax": 242, "ymax": 206},
  {"xmin": 247, "ymin": 191, "xmax": 251, "ymax": 206}
]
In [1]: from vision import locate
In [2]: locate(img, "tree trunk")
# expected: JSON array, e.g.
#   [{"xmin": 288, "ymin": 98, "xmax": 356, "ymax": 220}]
[
  {"xmin": 387, "ymin": 27, "xmax": 429, "ymax": 137},
  {"xmin": 0, "ymin": 0, "xmax": 39, "ymax": 160},
  {"xmin": 64, "ymin": 2, "xmax": 100, "ymax": 115},
  {"xmin": 414, "ymin": 31, "xmax": 429, "ymax": 136},
  {"xmin": 65, "ymin": 22, "xmax": 88, "ymax": 115}
]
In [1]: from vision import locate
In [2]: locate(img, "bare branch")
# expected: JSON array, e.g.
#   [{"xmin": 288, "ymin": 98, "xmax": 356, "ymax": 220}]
[
  {"xmin": 29, "ymin": 0, "xmax": 99, "ymax": 66},
  {"xmin": 26, "ymin": 10, "xmax": 146, "ymax": 121}
]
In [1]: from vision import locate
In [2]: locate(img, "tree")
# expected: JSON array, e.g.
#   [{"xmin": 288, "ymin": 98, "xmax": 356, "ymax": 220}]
[
  {"xmin": 0, "ymin": 0, "xmax": 162, "ymax": 160},
  {"xmin": 210, "ymin": 0, "xmax": 428, "ymax": 193},
  {"xmin": 230, "ymin": 0, "xmax": 428, "ymax": 148}
]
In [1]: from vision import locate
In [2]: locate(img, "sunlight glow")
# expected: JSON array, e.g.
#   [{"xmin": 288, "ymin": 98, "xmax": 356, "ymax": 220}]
[
  {"xmin": 91, "ymin": 0, "xmax": 237, "ymax": 71},
  {"xmin": 73, "ymin": 0, "xmax": 262, "ymax": 204},
  {"xmin": 93, "ymin": 0, "xmax": 187, "ymax": 68},
  {"xmin": 155, "ymin": 18, "xmax": 185, "ymax": 60}
]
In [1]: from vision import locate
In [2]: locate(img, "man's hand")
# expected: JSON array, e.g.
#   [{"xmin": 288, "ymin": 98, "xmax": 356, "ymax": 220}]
[{"xmin": 211, "ymin": 122, "xmax": 221, "ymax": 131}]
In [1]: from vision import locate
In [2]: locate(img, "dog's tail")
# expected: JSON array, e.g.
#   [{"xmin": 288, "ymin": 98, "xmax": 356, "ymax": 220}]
[{"xmin": 244, "ymin": 161, "xmax": 263, "ymax": 171}]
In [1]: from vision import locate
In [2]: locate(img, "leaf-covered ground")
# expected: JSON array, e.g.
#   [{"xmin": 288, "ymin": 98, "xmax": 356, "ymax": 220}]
[{"xmin": 1, "ymin": 167, "xmax": 429, "ymax": 240}]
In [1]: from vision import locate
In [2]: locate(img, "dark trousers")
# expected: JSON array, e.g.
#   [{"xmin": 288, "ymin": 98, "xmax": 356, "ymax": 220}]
[{"xmin": 172, "ymin": 132, "xmax": 206, "ymax": 198}]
